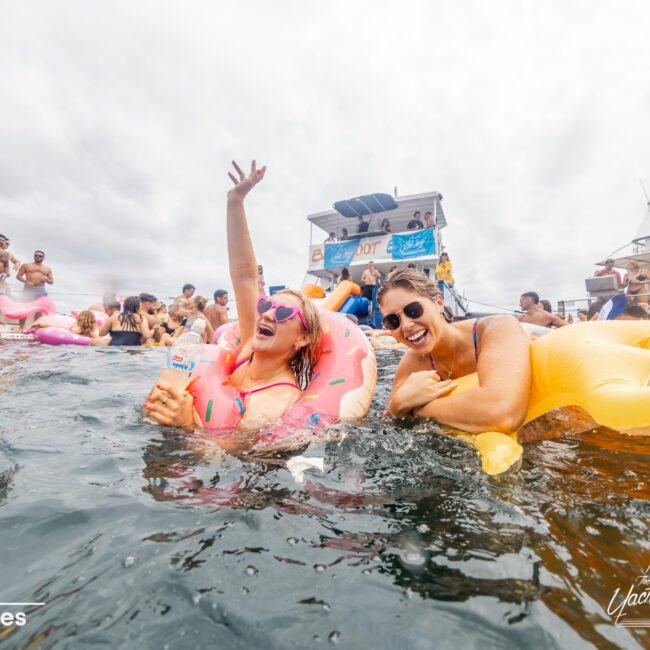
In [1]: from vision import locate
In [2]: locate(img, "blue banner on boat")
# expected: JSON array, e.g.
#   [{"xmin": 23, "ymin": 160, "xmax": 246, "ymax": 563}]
[
  {"xmin": 324, "ymin": 240, "xmax": 358, "ymax": 269},
  {"xmin": 391, "ymin": 229, "xmax": 435, "ymax": 260}
]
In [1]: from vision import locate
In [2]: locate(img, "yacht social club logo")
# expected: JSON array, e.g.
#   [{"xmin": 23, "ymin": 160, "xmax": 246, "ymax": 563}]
[{"xmin": 607, "ymin": 565, "xmax": 650, "ymax": 627}]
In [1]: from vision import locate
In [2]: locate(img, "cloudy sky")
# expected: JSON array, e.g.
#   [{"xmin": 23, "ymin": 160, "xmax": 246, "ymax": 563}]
[{"xmin": 1, "ymin": 1, "xmax": 649, "ymax": 313}]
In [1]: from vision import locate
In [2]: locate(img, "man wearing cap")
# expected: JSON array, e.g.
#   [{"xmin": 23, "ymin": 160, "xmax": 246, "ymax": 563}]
[{"xmin": 594, "ymin": 259, "xmax": 622, "ymax": 286}]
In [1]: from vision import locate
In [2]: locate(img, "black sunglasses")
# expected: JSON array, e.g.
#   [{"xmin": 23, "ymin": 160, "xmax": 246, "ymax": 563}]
[{"xmin": 382, "ymin": 301, "xmax": 424, "ymax": 330}]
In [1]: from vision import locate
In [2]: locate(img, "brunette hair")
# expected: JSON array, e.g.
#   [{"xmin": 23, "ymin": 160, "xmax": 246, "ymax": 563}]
[
  {"xmin": 119, "ymin": 296, "xmax": 141, "ymax": 331},
  {"xmin": 377, "ymin": 268, "xmax": 453, "ymax": 323},
  {"xmin": 276, "ymin": 289, "xmax": 322, "ymax": 390}
]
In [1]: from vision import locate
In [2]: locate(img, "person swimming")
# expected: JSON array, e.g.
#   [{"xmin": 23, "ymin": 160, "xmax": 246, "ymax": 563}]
[
  {"xmin": 145, "ymin": 160, "xmax": 322, "ymax": 430},
  {"xmin": 100, "ymin": 296, "xmax": 152, "ymax": 346},
  {"xmin": 378, "ymin": 269, "xmax": 531, "ymax": 434}
]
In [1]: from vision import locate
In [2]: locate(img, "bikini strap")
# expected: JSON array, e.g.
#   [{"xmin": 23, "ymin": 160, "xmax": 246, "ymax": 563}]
[
  {"xmin": 472, "ymin": 317, "xmax": 480, "ymax": 362},
  {"xmin": 233, "ymin": 356, "xmax": 251, "ymax": 371}
]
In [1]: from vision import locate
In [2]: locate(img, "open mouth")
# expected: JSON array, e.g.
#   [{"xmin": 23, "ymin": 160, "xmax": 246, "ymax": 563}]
[
  {"xmin": 405, "ymin": 329, "xmax": 427, "ymax": 346},
  {"xmin": 256, "ymin": 322, "xmax": 275, "ymax": 338}
]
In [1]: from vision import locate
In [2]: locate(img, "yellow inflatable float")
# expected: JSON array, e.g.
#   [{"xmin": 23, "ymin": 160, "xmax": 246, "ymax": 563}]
[{"xmin": 418, "ymin": 321, "xmax": 650, "ymax": 475}]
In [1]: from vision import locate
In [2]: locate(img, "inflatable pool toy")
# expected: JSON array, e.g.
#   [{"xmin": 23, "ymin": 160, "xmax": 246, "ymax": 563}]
[
  {"xmin": 0, "ymin": 295, "xmax": 56, "ymax": 320},
  {"xmin": 34, "ymin": 327, "xmax": 92, "ymax": 346},
  {"xmin": 212, "ymin": 322, "xmax": 232, "ymax": 344},
  {"xmin": 155, "ymin": 310, "xmax": 376, "ymax": 443},
  {"xmin": 24, "ymin": 314, "xmax": 76, "ymax": 333},
  {"xmin": 367, "ymin": 329, "xmax": 408, "ymax": 351},
  {"xmin": 321, "ymin": 281, "xmax": 361, "ymax": 311},
  {"xmin": 301, "ymin": 284, "xmax": 325, "ymax": 299},
  {"xmin": 417, "ymin": 321, "xmax": 650, "ymax": 475}
]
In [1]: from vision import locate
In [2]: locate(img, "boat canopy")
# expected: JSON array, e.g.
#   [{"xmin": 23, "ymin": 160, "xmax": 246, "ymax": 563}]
[
  {"xmin": 333, "ymin": 193, "xmax": 398, "ymax": 218},
  {"xmin": 308, "ymin": 191, "xmax": 447, "ymax": 236}
]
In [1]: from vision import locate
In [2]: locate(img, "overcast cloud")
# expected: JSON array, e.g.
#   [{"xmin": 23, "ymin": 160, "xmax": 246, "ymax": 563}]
[{"xmin": 1, "ymin": 0, "xmax": 649, "ymax": 313}]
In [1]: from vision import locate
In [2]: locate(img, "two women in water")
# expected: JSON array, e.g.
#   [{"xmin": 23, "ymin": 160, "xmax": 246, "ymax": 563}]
[{"xmin": 145, "ymin": 160, "xmax": 533, "ymax": 440}]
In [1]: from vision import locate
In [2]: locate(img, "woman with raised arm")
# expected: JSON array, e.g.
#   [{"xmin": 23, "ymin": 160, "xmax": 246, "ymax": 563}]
[
  {"xmin": 379, "ymin": 269, "xmax": 531, "ymax": 434},
  {"xmin": 145, "ymin": 161, "xmax": 322, "ymax": 430}
]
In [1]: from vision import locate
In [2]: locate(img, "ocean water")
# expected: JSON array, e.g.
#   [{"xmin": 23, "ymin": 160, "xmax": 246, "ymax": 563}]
[{"xmin": 0, "ymin": 342, "xmax": 648, "ymax": 649}]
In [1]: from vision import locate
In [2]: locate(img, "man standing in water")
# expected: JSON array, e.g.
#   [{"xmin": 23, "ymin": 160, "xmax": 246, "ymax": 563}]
[
  {"xmin": 16, "ymin": 250, "xmax": 53, "ymax": 299},
  {"xmin": 518, "ymin": 291, "xmax": 567, "ymax": 327},
  {"xmin": 205, "ymin": 289, "xmax": 229, "ymax": 330}
]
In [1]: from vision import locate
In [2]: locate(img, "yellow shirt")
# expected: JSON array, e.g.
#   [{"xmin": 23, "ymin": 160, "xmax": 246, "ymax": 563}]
[{"xmin": 436, "ymin": 260, "xmax": 453, "ymax": 283}]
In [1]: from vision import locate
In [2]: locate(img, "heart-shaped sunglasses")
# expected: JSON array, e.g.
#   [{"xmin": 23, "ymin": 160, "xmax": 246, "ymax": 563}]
[{"xmin": 257, "ymin": 296, "xmax": 309, "ymax": 331}]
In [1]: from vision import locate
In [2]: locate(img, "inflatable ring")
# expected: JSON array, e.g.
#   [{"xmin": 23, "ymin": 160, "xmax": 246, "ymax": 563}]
[
  {"xmin": 0, "ymin": 295, "xmax": 56, "ymax": 320},
  {"xmin": 367, "ymin": 330, "xmax": 408, "ymax": 351},
  {"xmin": 418, "ymin": 321, "xmax": 650, "ymax": 475},
  {"xmin": 25, "ymin": 314, "xmax": 75, "ymax": 333},
  {"xmin": 186, "ymin": 310, "xmax": 376, "ymax": 442},
  {"xmin": 34, "ymin": 327, "xmax": 92, "ymax": 346}
]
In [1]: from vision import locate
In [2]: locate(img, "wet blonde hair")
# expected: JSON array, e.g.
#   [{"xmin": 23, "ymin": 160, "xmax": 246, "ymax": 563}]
[
  {"xmin": 75, "ymin": 310, "xmax": 97, "ymax": 337},
  {"xmin": 377, "ymin": 269, "xmax": 452, "ymax": 323},
  {"xmin": 276, "ymin": 289, "xmax": 322, "ymax": 390}
]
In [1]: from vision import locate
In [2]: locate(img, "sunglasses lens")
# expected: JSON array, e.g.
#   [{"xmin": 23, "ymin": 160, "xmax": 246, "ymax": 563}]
[
  {"xmin": 275, "ymin": 306, "xmax": 294, "ymax": 322},
  {"xmin": 382, "ymin": 314, "xmax": 401, "ymax": 330},
  {"xmin": 257, "ymin": 299, "xmax": 273, "ymax": 314},
  {"xmin": 403, "ymin": 302, "xmax": 424, "ymax": 320}
]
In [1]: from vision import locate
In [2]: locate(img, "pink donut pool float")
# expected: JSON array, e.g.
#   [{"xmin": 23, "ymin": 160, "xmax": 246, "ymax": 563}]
[{"xmin": 34, "ymin": 327, "xmax": 92, "ymax": 346}]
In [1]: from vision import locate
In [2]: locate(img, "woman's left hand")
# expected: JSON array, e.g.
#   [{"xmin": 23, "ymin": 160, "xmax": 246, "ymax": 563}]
[
  {"xmin": 227, "ymin": 160, "xmax": 266, "ymax": 201},
  {"xmin": 144, "ymin": 383, "xmax": 197, "ymax": 430}
]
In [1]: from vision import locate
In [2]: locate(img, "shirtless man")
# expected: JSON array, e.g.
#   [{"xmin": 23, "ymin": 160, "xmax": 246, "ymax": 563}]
[
  {"xmin": 361, "ymin": 260, "xmax": 382, "ymax": 301},
  {"xmin": 517, "ymin": 291, "xmax": 568, "ymax": 327},
  {"xmin": 138, "ymin": 293, "xmax": 159, "ymax": 328},
  {"xmin": 0, "ymin": 234, "xmax": 21, "ymax": 297},
  {"xmin": 16, "ymin": 250, "xmax": 53, "ymax": 299},
  {"xmin": 204, "ymin": 289, "xmax": 229, "ymax": 330},
  {"xmin": 622, "ymin": 261, "xmax": 649, "ymax": 307},
  {"xmin": 174, "ymin": 283, "xmax": 195, "ymax": 304}
]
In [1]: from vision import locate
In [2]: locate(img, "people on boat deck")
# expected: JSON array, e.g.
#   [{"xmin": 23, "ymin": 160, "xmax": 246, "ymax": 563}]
[
  {"xmin": 16, "ymin": 250, "xmax": 53, "ymax": 299},
  {"xmin": 205, "ymin": 290, "xmax": 229, "ymax": 330},
  {"xmin": 338, "ymin": 267, "xmax": 351, "ymax": 284},
  {"xmin": 594, "ymin": 259, "xmax": 622, "ymax": 286},
  {"xmin": 623, "ymin": 261, "xmax": 649, "ymax": 307},
  {"xmin": 144, "ymin": 160, "xmax": 323, "ymax": 432},
  {"xmin": 378, "ymin": 269, "xmax": 531, "ymax": 435},
  {"xmin": 577, "ymin": 309, "xmax": 589, "ymax": 322},
  {"xmin": 174, "ymin": 284, "xmax": 195, "ymax": 303},
  {"xmin": 424, "ymin": 211, "xmax": 435, "ymax": 229},
  {"xmin": 380, "ymin": 218, "xmax": 392, "ymax": 233},
  {"xmin": 435, "ymin": 252, "xmax": 454, "ymax": 294},
  {"xmin": 407, "ymin": 211, "xmax": 424, "ymax": 230},
  {"xmin": 0, "ymin": 235, "xmax": 20, "ymax": 297},
  {"xmin": 518, "ymin": 292, "xmax": 568, "ymax": 327},
  {"xmin": 357, "ymin": 216, "xmax": 370, "ymax": 234},
  {"xmin": 324, "ymin": 232, "xmax": 338, "ymax": 243},
  {"xmin": 387, "ymin": 265, "xmax": 398, "ymax": 280},
  {"xmin": 361, "ymin": 260, "xmax": 381, "ymax": 301},
  {"xmin": 341, "ymin": 228, "xmax": 349, "ymax": 239},
  {"xmin": 100, "ymin": 296, "xmax": 152, "ymax": 346}
]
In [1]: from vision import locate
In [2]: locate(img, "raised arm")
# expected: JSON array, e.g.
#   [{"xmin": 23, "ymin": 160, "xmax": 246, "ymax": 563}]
[
  {"xmin": 226, "ymin": 160, "xmax": 266, "ymax": 344},
  {"xmin": 45, "ymin": 266, "xmax": 53, "ymax": 285},
  {"xmin": 416, "ymin": 316, "xmax": 531, "ymax": 433},
  {"xmin": 99, "ymin": 314, "xmax": 114, "ymax": 337}
]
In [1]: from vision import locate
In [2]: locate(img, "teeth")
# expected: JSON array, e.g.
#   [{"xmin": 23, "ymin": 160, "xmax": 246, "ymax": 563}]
[{"xmin": 407, "ymin": 330, "xmax": 426, "ymax": 342}]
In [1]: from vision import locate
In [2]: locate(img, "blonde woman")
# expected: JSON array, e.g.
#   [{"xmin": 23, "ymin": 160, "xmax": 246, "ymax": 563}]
[{"xmin": 146, "ymin": 161, "xmax": 323, "ymax": 430}]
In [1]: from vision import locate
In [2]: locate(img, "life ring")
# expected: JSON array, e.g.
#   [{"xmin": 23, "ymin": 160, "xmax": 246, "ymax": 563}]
[
  {"xmin": 186, "ymin": 310, "xmax": 376, "ymax": 442},
  {"xmin": 367, "ymin": 329, "xmax": 408, "ymax": 351},
  {"xmin": 418, "ymin": 321, "xmax": 650, "ymax": 475},
  {"xmin": 0, "ymin": 295, "xmax": 56, "ymax": 320},
  {"xmin": 34, "ymin": 327, "xmax": 92, "ymax": 346}
]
